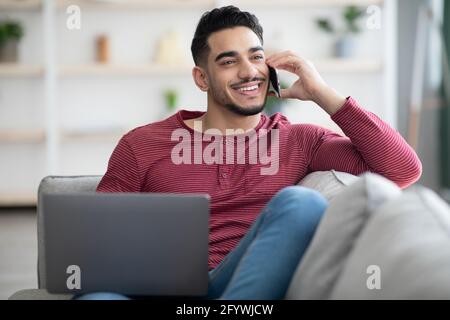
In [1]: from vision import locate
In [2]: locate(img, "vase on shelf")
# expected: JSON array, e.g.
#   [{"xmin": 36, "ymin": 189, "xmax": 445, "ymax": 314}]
[
  {"xmin": 334, "ymin": 34, "xmax": 356, "ymax": 59},
  {"xmin": 96, "ymin": 35, "xmax": 110, "ymax": 64}
]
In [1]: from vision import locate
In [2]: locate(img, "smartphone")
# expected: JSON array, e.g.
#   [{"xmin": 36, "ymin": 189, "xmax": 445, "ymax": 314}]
[{"xmin": 268, "ymin": 65, "xmax": 281, "ymax": 98}]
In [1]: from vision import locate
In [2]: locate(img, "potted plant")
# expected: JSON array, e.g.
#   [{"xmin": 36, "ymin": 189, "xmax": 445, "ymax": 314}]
[
  {"xmin": 316, "ymin": 6, "xmax": 364, "ymax": 58},
  {"xmin": 164, "ymin": 89, "xmax": 178, "ymax": 114},
  {"xmin": 0, "ymin": 21, "xmax": 24, "ymax": 63}
]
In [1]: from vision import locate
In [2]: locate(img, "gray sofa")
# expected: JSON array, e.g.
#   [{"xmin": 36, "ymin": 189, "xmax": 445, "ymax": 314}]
[{"xmin": 9, "ymin": 170, "xmax": 450, "ymax": 299}]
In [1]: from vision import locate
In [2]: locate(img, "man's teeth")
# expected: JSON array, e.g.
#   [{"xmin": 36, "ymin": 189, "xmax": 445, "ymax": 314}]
[{"xmin": 237, "ymin": 84, "xmax": 259, "ymax": 92}]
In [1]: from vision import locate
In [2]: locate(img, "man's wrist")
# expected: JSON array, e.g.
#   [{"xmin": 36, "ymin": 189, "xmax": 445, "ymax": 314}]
[{"xmin": 312, "ymin": 85, "xmax": 347, "ymax": 116}]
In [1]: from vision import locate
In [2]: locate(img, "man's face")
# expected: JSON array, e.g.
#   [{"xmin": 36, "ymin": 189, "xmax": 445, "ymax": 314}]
[{"xmin": 205, "ymin": 26, "xmax": 270, "ymax": 116}]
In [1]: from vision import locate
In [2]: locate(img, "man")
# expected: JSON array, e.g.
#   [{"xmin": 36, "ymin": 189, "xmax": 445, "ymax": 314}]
[{"xmin": 82, "ymin": 6, "xmax": 421, "ymax": 300}]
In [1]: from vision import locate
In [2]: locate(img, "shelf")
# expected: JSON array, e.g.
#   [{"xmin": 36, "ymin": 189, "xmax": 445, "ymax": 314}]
[
  {"xmin": 0, "ymin": 64, "xmax": 44, "ymax": 77},
  {"xmin": 231, "ymin": 0, "xmax": 383, "ymax": 8},
  {"xmin": 0, "ymin": 0, "xmax": 41, "ymax": 10},
  {"xmin": 0, "ymin": 128, "xmax": 127, "ymax": 143},
  {"xmin": 0, "ymin": 0, "xmax": 383, "ymax": 11},
  {"xmin": 0, "ymin": 0, "xmax": 212, "ymax": 11},
  {"xmin": 57, "ymin": 0, "xmax": 383, "ymax": 10},
  {"xmin": 59, "ymin": 63, "xmax": 193, "ymax": 76},
  {"xmin": 56, "ymin": 0, "xmax": 214, "ymax": 10},
  {"xmin": 314, "ymin": 58, "xmax": 383, "ymax": 73},
  {"xmin": 0, "ymin": 192, "xmax": 37, "ymax": 207},
  {"xmin": 0, "ymin": 61, "xmax": 382, "ymax": 79},
  {"xmin": 0, "ymin": 129, "xmax": 46, "ymax": 143},
  {"xmin": 57, "ymin": 59, "xmax": 381, "ymax": 77},
  {"xmin": 61, "ymin": 128, "xmax": 125, "ymax": 142},
  {"xmin": 0, "ymin": 63, "xmax": 194, "ymax": 77}
]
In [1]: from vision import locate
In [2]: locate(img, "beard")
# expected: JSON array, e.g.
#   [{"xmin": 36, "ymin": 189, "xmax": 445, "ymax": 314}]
[
  {"xmin": 209, "ymin": 80, "xmax": 269, "ymax": 116},
  {"xmin": 224, "ymin": 101, "xmax": 266, "ymax": 116}
]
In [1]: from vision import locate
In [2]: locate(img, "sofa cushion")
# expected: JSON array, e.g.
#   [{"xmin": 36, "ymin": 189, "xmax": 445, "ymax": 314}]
[
  {"xmin": 286, "ymin": 173, "xmax": 402, "ymax": 299},
  {"xmin": 297, "ymin": 170, "xmax": 359, "ymax": 201},
  {"xmin": 330, "ymin": 186, "xmax": 450, "ymax": 299},
  {"xmin": 9, "ymin": 289, "xmax": 73, "ymax": 300}
]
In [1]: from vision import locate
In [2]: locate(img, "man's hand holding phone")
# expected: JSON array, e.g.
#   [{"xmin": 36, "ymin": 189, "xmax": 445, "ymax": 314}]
[{"xmin": 265, "ymin": 51, "xmax": 347, "ymax": 116}]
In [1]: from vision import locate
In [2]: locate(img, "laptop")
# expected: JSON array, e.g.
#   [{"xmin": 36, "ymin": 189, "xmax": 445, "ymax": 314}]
[{"xmin": 42, "ymin": 192, "xmax": 210, "ymax": 297}]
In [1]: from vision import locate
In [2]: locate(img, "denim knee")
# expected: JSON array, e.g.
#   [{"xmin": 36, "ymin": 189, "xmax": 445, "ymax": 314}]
[
  {"xmin": 75, "ymin": 292, "xmax": 130, "ymax": 300},
  {"xmin": 267, "ymin": 186, "xmax": 328, "ymax": 228}
]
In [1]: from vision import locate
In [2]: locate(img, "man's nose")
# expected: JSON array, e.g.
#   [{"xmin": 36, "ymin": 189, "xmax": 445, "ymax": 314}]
[{"xmin": 238, "ymin": 59, "xmax": 259, "ymax": 80}]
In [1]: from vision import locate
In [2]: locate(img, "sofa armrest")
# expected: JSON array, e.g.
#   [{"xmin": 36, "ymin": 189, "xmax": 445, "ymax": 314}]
[
  {"xmin": 37, "ymin": 175, "xmax": 102, "ymax": 289},
  {"xmin": 297, "ymin": 170, "xmax": 359, "ymax": 201}
]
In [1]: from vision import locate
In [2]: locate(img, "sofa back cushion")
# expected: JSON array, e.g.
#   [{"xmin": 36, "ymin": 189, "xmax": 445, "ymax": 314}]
[
  {"xmin": 286, "ymin": 173, "xmax": 402, "ymax": 299},
  {"xmin": 330, "ymin": 186, "xmax": 450, "ymax": 299}
]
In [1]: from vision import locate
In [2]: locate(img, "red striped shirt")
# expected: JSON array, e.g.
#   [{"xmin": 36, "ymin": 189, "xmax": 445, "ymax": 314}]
[{"xmin": 97, "ymin": 97, "xmax": 422, "ymax": 270}]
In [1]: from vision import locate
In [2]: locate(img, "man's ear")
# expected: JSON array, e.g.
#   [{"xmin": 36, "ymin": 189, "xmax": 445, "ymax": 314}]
[{"xmin": 192, "ymin": 66, "xmax": 209, "ymax": 92}]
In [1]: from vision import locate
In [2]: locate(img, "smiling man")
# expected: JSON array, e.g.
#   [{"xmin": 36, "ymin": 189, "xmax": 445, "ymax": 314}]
[{"xmin": 88, "ymin": 6, "xmax": 422, "ymax": 300}]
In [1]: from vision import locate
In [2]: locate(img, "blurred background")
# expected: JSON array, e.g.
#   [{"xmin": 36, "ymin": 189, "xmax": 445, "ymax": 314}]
[{"xmin": 0, "ymin": 0, "xmax": 449, "ymax": 299}]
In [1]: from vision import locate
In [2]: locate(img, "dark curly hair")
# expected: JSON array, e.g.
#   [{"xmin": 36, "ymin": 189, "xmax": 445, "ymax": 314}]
[{"xmin": 191, "ymin": 5, "xmax": 264, "ymax": 67}]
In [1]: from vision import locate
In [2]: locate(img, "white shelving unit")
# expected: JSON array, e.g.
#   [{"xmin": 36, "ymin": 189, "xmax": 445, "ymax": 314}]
[
  {"xmin": 58, "ymin": 63, "xmax": 194, "ymax": 76},
  {"xmin": 0, "ymin": 0, "xmax": 41, "ymax": 10},
  {"xmin": 0, "ymin": 0, "xmax": 395, "ymax": 205},
  {"xmin": 226, "ymin": 0, "xmax": 384, "ymax": 7},
  {"xmin": 0, "ymin": 129, "xmax": 45, "ymax": 143},
  {"xmin": 0, "ymin": 63, "xmax": 43, "ymax": 76},
  {"xmin": 0, "ymin": 58, "xmax": 382, "ymax": 77},
  {"xmin": 57, "ymin": 0, "xmax": 215, "ymax": 10},
  {"xmin": 0, "ymin": 0, "xmax": 384, "ymax": 10},
  {"xmin": 67, "ymin": 0, "xmax": 389, "ymax": 10},
  {"xmin": 0, "ymin": 192, "xmax": 37, "ymax": 207}
]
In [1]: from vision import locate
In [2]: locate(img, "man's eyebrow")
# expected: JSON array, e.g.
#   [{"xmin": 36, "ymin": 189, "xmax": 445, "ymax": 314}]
[
  {"xmin": 214, "ymin": 46, "xmax": 264, "ymax": 62},
  {"xmin": 249, "ymin": 46, "xmax": 264, "ymax": 53},
  {"xmin": 215, "ymin": 51, "xmax": 237, "ymax": 62}
]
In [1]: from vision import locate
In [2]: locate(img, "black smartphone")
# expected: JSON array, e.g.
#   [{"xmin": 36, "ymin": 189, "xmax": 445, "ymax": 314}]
[{"xmin": 268, "ymin": 65, "xmax": 281, "ymax": 98}]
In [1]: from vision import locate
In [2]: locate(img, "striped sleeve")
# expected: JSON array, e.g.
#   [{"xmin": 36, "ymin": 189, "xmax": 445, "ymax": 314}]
[
  {"xmin": 96, "ymin": 136, "xmax": 141, "ymax": 192},
  {"xmin": 308, "ymin": 97, "xmax": 422, "ymax": 189}
]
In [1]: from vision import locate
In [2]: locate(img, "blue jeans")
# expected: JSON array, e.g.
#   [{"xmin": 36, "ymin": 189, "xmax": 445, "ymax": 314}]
[{"xmin": 76, "ymin": 186, "xmax": 328, "ymax": 300}]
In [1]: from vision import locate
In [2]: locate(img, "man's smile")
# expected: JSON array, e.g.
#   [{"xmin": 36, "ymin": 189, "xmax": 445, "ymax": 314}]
[{"xmin": 231, "ymin": 80, "xmax": 265, "ymax": 97}]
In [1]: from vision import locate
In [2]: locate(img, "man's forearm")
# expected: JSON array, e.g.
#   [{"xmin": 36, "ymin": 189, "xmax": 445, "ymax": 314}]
[
  {"xmin": 312, "ymin": 85, "xmax": 348, "ymax": 116},
  {"xmin": 321, "ymin": 96, "xmax": 422, "ymax": 188}
]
